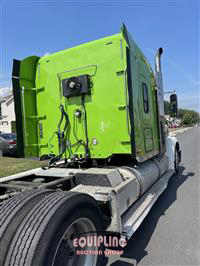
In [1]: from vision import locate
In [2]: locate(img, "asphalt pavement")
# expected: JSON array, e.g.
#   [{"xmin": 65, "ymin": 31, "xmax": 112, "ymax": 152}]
[{"xmin": 107, "ymin": 126, "xmax": 200, "ymax": 266}]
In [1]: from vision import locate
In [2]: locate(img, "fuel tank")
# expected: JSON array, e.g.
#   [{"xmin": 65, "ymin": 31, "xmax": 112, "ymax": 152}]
[{"xmin": 119, "ymin": 154, "xmax": 169, "ymax": 198}]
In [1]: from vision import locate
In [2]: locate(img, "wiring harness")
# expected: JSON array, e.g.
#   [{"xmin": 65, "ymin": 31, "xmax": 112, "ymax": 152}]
[{"xmin": 47, "ymin": 97, "xmax": 90, "ymax": 168}]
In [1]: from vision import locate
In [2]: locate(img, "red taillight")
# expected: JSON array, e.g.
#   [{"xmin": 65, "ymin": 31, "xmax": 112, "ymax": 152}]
[{"xmin": 9, "ymin": 140, "xmax": 16, "ymax": 145}]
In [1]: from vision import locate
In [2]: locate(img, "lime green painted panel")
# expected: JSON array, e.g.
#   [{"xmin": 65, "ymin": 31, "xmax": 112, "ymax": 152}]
[
  {"xmin": 19, "ymin": 56, "xmax": 40, "ymax": 157},
  {"xmin": 144, "ymin": 128, "xmax": 153, "ymax": 152},
  {"xmin": 35, "ymin": 34, "xmax": 131, "ymax": 159},
  {"xmin": 18, "ymin": 27, "xmax": 160, "ymax": 161}
]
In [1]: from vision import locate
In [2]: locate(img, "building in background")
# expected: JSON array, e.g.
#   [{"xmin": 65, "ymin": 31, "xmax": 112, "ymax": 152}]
[{"xmin": 0, "ymin": 94, "xmax": 16, "ymax": 133}]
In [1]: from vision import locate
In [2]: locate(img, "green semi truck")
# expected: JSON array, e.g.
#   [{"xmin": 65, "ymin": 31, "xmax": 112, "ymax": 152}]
[{"xmin": 0, "ymin": 24, "xmax": 181, "ymax": 266}]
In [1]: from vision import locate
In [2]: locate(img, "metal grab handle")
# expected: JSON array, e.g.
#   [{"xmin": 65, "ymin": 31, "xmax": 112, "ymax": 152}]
[
  {"xmin": 124, "ymin": 68, "xmax": 131, "ymax": 136},
  {"xmin": 21, "ymin": 87, "xmax": 28, "ymax": 147}
]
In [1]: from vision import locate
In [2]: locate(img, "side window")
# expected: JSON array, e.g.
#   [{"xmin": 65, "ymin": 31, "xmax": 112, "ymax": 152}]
[{"xmin": 142, "ymin": 82, "xmax": 149, "ymax": 113}]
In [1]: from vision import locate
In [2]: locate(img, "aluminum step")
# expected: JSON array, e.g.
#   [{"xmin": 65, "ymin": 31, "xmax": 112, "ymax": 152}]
[{"xmin": 121, "ymin": 169, "xmax": 174, "ymax": 238}]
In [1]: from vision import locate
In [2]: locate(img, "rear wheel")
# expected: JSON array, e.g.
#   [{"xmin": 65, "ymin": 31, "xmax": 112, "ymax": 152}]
[
  {"xmin": 174, "ymin": 146, "xmax": 180, "ymax": 174},
  {"xmin": 0, "ymin": 189, "xmax": 54, "ymax": 266},
  {"xmin": 5, "ymin": 191, "xmax": 105, "ymax": 266}
]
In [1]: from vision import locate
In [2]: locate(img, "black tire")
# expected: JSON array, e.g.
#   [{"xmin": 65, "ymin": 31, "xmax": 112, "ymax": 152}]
[
  {"xmin": 174, "ymin": 145, "xmax": 180, "ymax": 174},
  {"xmin": 0, "ymin": 189, "xmax": 54, "ymax": 266},
  {"xmin": 5, "ymin": 191, "xmax": 105, "ymax": 266}
]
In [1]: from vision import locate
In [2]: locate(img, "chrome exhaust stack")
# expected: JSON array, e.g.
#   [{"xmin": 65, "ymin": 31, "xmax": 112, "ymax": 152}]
[
  {"xmin": 155, "ymin": 47, "xmax": 163, "ymax": 72},
  {"xmin": 155, "ymin": 47, "xmax": 164, "ymax": 116}
]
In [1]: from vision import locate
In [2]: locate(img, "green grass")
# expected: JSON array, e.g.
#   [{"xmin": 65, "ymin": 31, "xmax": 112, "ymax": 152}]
[{"xmin": 0, "ymin": 157, "xmax": 46, "ymax": 178}]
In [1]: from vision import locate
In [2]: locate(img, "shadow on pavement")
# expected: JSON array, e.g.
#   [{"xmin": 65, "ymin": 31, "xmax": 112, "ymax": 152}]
[{"xmin": 105, "ymin": 165, "xmax": 194, "ymax": 266}]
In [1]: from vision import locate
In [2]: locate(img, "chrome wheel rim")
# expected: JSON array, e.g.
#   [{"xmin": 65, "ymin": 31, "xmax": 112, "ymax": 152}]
[{"xmin": 53, "ymin": 217, "xmax": 98, "ymax": 266}]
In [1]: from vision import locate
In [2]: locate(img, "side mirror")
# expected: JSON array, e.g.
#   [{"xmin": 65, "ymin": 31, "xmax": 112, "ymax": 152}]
[{"xmin": 170, "ymin": 94, "xmax": 178, "ymax": 117}]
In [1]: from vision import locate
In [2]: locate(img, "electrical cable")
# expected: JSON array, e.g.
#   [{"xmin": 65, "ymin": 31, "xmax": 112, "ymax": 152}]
[
  {"xmin": 48, "ymin": 131, "xmax": 57, "ymax": 155},
  {"xmin": 48, "ymin": 104, "xmax": 70, "ymax": 167},
  {"xmin": 81, "ymin": 95, "xmax": 90, "ymax": 159},
  {"xmin": 48, "ymin": 95, "xmax": 90, "ymax": 167}
]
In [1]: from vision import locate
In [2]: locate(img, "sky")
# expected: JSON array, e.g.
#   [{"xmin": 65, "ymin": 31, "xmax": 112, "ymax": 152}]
[{"xmin": 0, "ymin": 0, "xmax": 199, "ymax": 111}]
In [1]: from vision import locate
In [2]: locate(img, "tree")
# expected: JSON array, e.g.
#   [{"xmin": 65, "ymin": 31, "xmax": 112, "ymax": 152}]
[
  {"xmin": 164, "ymin": 100, "xmax": 200, "ymax": 124},
  {"xmin": 164, "ymin": 101, "xmax": 170, "ymax": 115},
  {"xmin": 178, "ymin": 109, "xmax": 200, "ymax": 124},
  {"xmin": 182, "ymin": 113, "xmax": 192, "ymax": 125}
]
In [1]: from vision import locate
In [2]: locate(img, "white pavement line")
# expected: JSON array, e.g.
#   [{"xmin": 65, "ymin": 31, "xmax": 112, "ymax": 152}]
[{"xmin": 169, "ymin": 127, "xmax": 191, "ymax": 136}]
